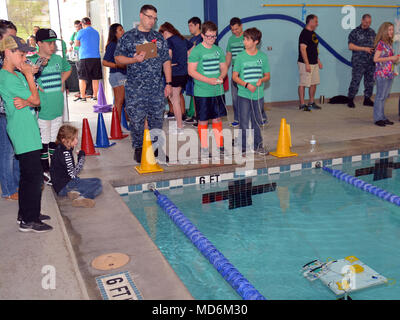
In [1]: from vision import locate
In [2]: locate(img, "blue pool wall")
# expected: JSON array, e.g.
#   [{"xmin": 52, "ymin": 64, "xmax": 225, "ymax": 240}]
[{"xmin": 118, "ymin": 0, "xmax": 400, "ymax": 105}]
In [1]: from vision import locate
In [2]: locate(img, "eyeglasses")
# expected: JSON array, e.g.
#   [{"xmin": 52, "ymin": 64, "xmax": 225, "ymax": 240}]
[
  {"xmin": 204, "ymin": 34, "xmax": 217, "ymax": 39},
  {"xmin": 142, "ymin": 12, "xmax": 158, "ymax": 22}
]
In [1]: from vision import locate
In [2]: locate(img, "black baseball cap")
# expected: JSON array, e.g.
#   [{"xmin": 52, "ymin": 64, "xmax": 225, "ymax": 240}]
[{"xmin": 36, "ymin": 28, "xmax": 58, "ymax": 42}]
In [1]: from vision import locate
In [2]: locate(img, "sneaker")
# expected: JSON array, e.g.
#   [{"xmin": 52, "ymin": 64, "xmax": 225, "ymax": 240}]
[
  {"xmin": 72, "ymin": 196, "xmax": 95, "ymax": 208},
  {"xmin": 255, "ymin": 146, "xmax": 269, "ymax": 155},
  {"xmin": 230, "ymin": 121, "xmax": 239, "ymax": 127},
  {"xmin": 19, "ymin": 221, "xmax": 53, "ymax": 233},
  {"xmin": 177, "ymin": 128, "xmax": 185, "ymax": 136},
  {"xmin": 262, "ymin": 119, "xmax": 267, "ymax": 126},
  {"xmin": 347, "ymin": 99, "xmax": 355, "ymax": 108},
  {"xmin": 92, "ymin": 97, "xmax": 98, "ymax": 101},
  {"xmin": 5, "ymin": 192, "xmax": 18, "ymax": 201},
  {"xmin": 67, "ymin": 191, "xmax": 81, "ymax": 200},
  {"xmin": 154, "ymin": 148, "xmax": 170, "ymax": 163},
  {"xmin": 134, "ymin": 147, "xmax": 142, "ymax": 163},
  {"xmin": 308, "ymin": 102, "xmax": 321, "ymax": 110},
  {"xmin": 182, "ymin": 114, "xmax": 187, "ymax": 121},
  {"xmin": 184, "ymin": 117, "xmax": 196, "ymax": 124},
  {"xmin": 17, "ymin": 214, "xmax": 51, "ymax": 225},
  {"xmin": 80, "ymin": 98, "xmax": 87, "ymax": 102},
  {"xmin": 363, "ymin": 97, "xmax": 374, "ymax": 106},
  {"xmin": 299, "ymin": 104, "xmax": 310, "ymax": 111},
  {"xmin": 73, "ymin": 96, "xmax": 82, "ymax": 102},
  {"xmin": 165, "ymin": 111, "xmax": 175, "ymax": 119},
  {"xmin": 384, "ymin": 119, "xmax": 394, "ymax": 125},
  {"xmin": 43, "ymin": 171, "xmax": 52, "ymax": 186},
  {"xmin": 192, "ymin": 122, "xmax": 198, "ymax": 127},
  {"xmin": 200, "ymin": 147, "xmax": 212, "ymax": 159}
]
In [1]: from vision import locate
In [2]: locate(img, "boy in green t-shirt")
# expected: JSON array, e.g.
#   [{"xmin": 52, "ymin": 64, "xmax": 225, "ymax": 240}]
[
  {"xmin": 0, "ymin": 35, "xmax": 53, "ymax": 233},
  {"xmin": 29, "ymin": 28, "xmax": 71, "ymax": 184},
  {"xmin": 232, "ymin": 28, "xmax": 270, "ymax": 155},
  {"xmin": 188, "ymin": 21, "xmax": 228, "ymax": 160}
]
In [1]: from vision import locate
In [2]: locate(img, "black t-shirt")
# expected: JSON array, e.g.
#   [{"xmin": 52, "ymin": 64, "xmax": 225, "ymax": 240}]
[{"xmin": 298, "ymin": 28, "xmax": 319, "ymax": 64}]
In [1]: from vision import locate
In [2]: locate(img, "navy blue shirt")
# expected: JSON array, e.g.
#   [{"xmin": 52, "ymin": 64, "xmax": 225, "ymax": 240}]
[
  {"xmin": 190, "ymin": 34, "xmax": 203, "ymax": 47},
  {"xmin": 167, "ymin": 35, "xmax": 193, "ymax": 76},
  {"xmin": 103, "ymin": 42, "xmax": 127, "ymax": 74}
]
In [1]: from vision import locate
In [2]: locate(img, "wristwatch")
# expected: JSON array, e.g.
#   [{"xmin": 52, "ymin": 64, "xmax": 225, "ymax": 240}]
[{"xmin": 166, "ymin": 82, "xmax": 172, "ymax": 86}]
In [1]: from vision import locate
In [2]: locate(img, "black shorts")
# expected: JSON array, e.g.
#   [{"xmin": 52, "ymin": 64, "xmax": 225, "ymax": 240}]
[
  {"xmin": 194, "ymin": 95, "xmax": 227, "ymax": 121},
  {"xmin": 171, "ymin": 75, "xmax": 188, "ymax": 88},
  {"xmin": 77, "ymin": 58, "xmax": 103, "ymax": 81}
]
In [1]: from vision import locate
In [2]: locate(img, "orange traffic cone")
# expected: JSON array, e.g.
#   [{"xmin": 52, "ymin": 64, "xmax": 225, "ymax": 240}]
[
  {"xmin": 109, "ymin": 107, "xmax": 128, "ymax": 140},
  {"xmin": 270, "ymin": 118, "xmax": 298, "ymax": 158},
  {"xmin": 81, "ymin": 118, "xmax": 100, "ymax": 156},
  {"xmin": 135, "ymin": 129, "xmax": 164, "ymax": 174}
]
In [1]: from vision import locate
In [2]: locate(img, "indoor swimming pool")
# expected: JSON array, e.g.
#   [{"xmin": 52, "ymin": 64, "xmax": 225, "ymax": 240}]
[{"xmin": 120, "ymin": 155, "xmax": 400, "ymax": 300}]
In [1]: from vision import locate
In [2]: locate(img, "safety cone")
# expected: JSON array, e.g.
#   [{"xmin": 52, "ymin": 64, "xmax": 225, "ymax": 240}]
[
  {"xmin": 121, "ymin": 102, "xmax": 129, "ymax": 130},
  {"xmin": 109, "ymin": 106, "xmax": 129, "ymax": 140},
  {"xmin": 135, "ymin": 129, "xmax": 164, "ymax": 174},
  {"xmin": 94, "ymin": 112, "xmax": 116, "ymax": 148},
  {"xmin": 270, "ymin": 118, "xmax": 298, "ymax": 158},
  {"xmin": 93, "ymin": 82, "xmax": 112, "ymax": 113},
  {"xmin": 81, "ymin": 118, "xmax": 100, "ymax": 156}
]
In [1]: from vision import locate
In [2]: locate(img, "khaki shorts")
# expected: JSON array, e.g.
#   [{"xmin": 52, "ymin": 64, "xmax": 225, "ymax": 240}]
[{"xmin": 298, "ymin": 62, "xmax": 320, "ymax": 87}]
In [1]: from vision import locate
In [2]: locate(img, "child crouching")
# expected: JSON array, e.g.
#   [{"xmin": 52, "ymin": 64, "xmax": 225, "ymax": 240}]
[{"xmin": 50, "ymin": 124, "xmax": 102, "ymax": 207}]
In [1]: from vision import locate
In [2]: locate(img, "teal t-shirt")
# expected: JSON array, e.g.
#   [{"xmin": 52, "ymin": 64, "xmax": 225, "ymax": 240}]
[
  {"xmin": 226, "ymin": 34, "xmax": 245, "ymax": 67},
  {"xmin": 188, "ymin": 43, "xmax": 226, "ymax": 97},
  {"xmin": 0, "ymin": 69, "xmax": 42, "ymax": 154},
  {"xmin": 233, "ymin": 50, "xmax": 270, "ymax": 100},
  {"xmin": 29, "ymin": 53, "xmax": 71, "ymax": 120}
]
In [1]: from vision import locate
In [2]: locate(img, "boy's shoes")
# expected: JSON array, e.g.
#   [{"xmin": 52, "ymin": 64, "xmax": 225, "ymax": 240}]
[
  {"xmin": 134, "ymin": 147, "xmax": 142, "ymax": 163},
  {"xmin": 192, "ymin": 122, "xmax": 198, "ymax": 127},
  {"xmin": 165, "ymin": 111, "xmax": 175, "ymax": 119},
  {"xmin": 184, "ymin": 117, "xmax": 197, "ymax": 124},
  {"xmin": 17, "ymin": 214, "xmax": 51, "ymax": 225},
  {"xmin": 299, "ymin": 104, "xmax": 311, "ymax": 111},
  {"xmin": 230, "ymin": 121, "xmax": 239, "ymax": 127},
  {"xmin": 308, "ymin": 102, "xmax": 321, "ymax": 110},
  {"xmin": 255, "ymin": 146, "xmax": 269, "ymax": 155},
  {"xmin": 182, "ymin": 114, "xmax": 187, "ymax": 121},
  {"xmin": 347, "ymin": 99, "xmax": 355, "ymax": 108},
  {"xmin": 43, "ymin": 171, "xmax": 52, "ymax": 186},
  {"xmin": 384, "ymin": 119, "xmax": 394, "ymax": 125},
  {"xmin": 5, "ymin": 192, "xmax": 18, "ymax": 201},
  {"xmin": 375, "ymin": 120, "xmax": 386, "ymax": 127},
  {"xmin": 363, "ymin": 97, "xmax": 374, "ymax": 106},
  {"xmin": 67, "ymin": 191, "xmax": 80, "ymax": 200},
  {"xmin": 92, "ymin": 97, "xmax": 97, "ymax": 101},
  {"xmin": 19, "ymin": 221, "xmax": 53, "ymax": 233},
  {"xmin": 200, "ymin": 148, "xmax": 212, "ymax": 159},
  {"xmin": 73, "ymin": 96, "xmax": 82, "ymax": 102},
  {"xmin": 72, "ymin": 196, "xmax": 95, "ymax": 208},
  {"xmin": 154, "ymin": 148, "xmax": 170, "ymax": 163}
]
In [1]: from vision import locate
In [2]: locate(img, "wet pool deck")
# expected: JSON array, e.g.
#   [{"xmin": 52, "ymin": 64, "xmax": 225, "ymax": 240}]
[{"xmin": 1, "ymin": 93, "xmax": 400, "ymax": 300}]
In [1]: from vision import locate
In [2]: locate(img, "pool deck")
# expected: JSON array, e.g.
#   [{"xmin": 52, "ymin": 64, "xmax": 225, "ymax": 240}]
[{"xmin": 1, "ymin": 93, "xmax": 400, "ymax": 300}]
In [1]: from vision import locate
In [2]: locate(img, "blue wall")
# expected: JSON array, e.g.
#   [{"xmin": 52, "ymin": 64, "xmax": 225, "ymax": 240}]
[{"xmin": 119, "ymin": 0, "xmax": 400, "ymax": 104}]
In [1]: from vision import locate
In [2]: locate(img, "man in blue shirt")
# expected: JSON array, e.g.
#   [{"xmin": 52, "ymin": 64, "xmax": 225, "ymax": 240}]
[
  {"xmin": 75, "ymin": 17, "xmax": 102, "ymax": 101},
  {"xmin": 115, "ymin": 5, "xmax": 172, "ymax": 164}
]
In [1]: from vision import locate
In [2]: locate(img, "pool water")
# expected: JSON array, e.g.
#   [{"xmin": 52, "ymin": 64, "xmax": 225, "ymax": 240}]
[{"xmin": 121, "ymin": 157, "xmax": 400, "ymax": 300}]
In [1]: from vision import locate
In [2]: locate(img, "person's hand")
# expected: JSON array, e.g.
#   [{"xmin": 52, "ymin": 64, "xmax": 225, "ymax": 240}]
[
  {"xmin": 365, "ymin": 47, "xmax": 374, "ymax": 54},
  {"xmin": 391, "ymin": 55, "xmax": 400, "ymax": 63},
  {"xmin": 256, "ymin": 79, "xmax": 263, "ymax": 87},
  {"xmin": 164, "ymin": 84, "xmax": 172, "ymax": 98},
  {"xmin": 247, "ymin": 83, "xmax": 257, "ymax": 93},
  {"xmin": 31, "ymin": 65, "xmax": 40, "ymax": 75},
  {"xmin": 318, "ymin": 61, "xmax": 323, "ymax": 69},
  {"xmin": 305, "ymin": 64, "xmax": 311, "ymax": 73},
  {"xmin": 208, "ymin": 78, "xmax": 223, "ymax": 85},
  {"xmin": 40, "ymin": 57, "xmax": 49, "ymax": 67},
  {"xmin": 17, "ymin": 61, "xmax": 34, "ymax": 76},
  {"xmin": 13, "ymin": 97, "xmax": 29, "ymax": 109},
  {"xmin": 134, "ymin": 51, "xmax": 146, "ymax": 63}
]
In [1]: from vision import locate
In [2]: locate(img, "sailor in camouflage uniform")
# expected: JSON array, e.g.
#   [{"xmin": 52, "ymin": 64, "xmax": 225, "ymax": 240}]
[
  {"xmin": 114, "ymin": 5, "xmax": 172, "ymax": 163},
  {"xmin": 347, "ymin": 14, "xmax": 376, "ymax": 108}
]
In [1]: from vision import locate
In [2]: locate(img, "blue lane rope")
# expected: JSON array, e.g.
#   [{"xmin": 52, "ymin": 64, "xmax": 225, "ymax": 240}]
[
  {"xmin": 217, "ymin": 14, "xmax": 352, "ymax": 67},
  {"xmin": 322, "ymin": 166, "xmax": 400, "ymax": 206},
  {"xmin": 151, "ymin": 187, "xmax": 266, "ymax": 300}
]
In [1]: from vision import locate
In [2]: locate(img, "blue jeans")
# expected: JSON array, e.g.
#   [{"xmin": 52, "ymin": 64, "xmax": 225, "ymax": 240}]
[
  {"xmin": 59, "ymin": 177, "xmax": 102, "ymax": 199},
  {"xmin": 0, "ymin": 115, "xmax": 20, "ymax": 197},
  {"xmin": 238, "ymin": 96, "xmax": 265, "ymax": 151},
  {"xmin": 373, "ymin": 77, "xmax": 393, "ymax": 122}
]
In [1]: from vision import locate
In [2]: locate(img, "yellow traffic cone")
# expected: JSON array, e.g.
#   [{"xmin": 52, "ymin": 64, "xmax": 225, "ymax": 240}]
[
  {"xmin": 270, "ymin": 118, "xmax": 298, "ymax": 158},
  {"xmin": 135, "ymin": 129, "xmax": 164, "ymax": 174}
]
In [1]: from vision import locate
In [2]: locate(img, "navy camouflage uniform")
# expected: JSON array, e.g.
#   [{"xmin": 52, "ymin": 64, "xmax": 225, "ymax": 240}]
[
  {"xmin": 114, "ymin": 28, "xmax": 170, "ymax": 149},
  {"xmin": 347, "ymin": 25, "xmax": 376, "ymax": 100}
]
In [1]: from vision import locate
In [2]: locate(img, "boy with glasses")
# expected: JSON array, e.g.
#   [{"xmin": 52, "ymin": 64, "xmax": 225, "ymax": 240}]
[{"xmin": 188, "ymin": 21, "xmax": 228, "ymax": 160}]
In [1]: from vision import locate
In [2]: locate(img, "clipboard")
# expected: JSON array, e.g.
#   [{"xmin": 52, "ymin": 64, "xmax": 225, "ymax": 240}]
[{"xmin": 136, "ymin": 42, "xmax": 158, "ymax": 60}]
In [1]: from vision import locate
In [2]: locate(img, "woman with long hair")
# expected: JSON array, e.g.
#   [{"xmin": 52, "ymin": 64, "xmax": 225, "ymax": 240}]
[
  {"xmin": 159, "ymin": 22, "xmax": 193, "ymax": 135},
  {"xmin": 102, "ymin": 23, "xmax": 127, "ymax": 123},
  {"xmin": 373, "ymin": 22, "xmax": 400, "ymax": 126}
]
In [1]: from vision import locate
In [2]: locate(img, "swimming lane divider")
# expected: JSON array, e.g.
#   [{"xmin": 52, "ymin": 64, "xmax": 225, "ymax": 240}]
[
  {"xmin": 322, "ymin": 166, "xmax": 400, "ymax": 206},
  {"xmin": 150, "ymin": 186, "xmax": 266, "ymax": 300}
]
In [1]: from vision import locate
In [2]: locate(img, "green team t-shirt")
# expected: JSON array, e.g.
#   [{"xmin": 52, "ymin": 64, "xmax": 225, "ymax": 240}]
[
  {"xmin": 0, "ymin": 69, "xmax": 42, "ymax": 154},
  {"xmin": 226, "ymin": 34, "xmax": 245, "ymax": 67},
  {"xmin": 29, "ymin": 53, "xmax": 71, "ymax": 120},
  {"xmin": 233, "ymin": 50, "xmax": 270, "ymax": 100},
  {"xmin": 188, "ymin": 43, "xmax": 226, "ymax": 97}
]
